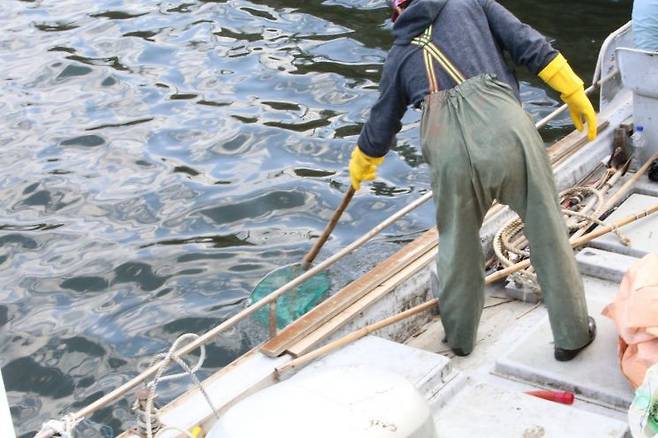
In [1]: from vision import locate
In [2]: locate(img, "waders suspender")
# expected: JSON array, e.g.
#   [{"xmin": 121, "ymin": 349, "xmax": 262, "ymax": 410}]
[{"xmin": 411, "ymin": 26, "xmax": 466, "ymax": 91}]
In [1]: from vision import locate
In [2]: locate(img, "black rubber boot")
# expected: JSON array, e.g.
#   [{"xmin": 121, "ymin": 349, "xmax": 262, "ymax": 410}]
[
  {"xmin": 442, "ymin": 336, "xmax": 471, "ymax": 356},
  {"xmin": 450, "ymin": 347, "xmax": 471, "ymax": 357},
  {"xmin": 554, "ymin": 316, "xmax": 597, "ymax": 362}
]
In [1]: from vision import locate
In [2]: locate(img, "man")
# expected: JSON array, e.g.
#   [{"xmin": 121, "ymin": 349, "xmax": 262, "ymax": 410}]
[{"xmin": 349, "ymin": 0, "xmax": 597, "ymax": 360}]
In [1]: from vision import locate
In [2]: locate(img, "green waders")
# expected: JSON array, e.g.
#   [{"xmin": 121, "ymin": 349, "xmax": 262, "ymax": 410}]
[{"xmin": 413, "ymin": 28, "xmax": 591, "ymax": 355}]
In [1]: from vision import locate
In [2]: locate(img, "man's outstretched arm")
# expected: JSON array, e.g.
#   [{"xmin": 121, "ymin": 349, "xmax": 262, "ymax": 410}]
[{"xmin": 352, "ymin": 53, "xmax": 409, "ymax": 189}]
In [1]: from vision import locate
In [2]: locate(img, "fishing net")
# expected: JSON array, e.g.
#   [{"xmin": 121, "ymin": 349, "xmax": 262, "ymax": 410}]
[{"xmin": 250, "ymin": 264, "xmax": 331, "ymax": 329}]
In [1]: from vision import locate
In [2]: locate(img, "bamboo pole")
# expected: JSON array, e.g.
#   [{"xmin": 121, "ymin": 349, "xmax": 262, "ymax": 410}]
[
  {"xmin": 514, "ymin": 153, "xmax": 655, "ymax": 279},
  {"xmin": 277, "ymin": 203, "xmax": 658, "ymax": 376},
  {"xmin": 564, "ymin": 154, "xmax": 655, "ymax": 245},
  {"xmin": 70, "ymin": 191, "xmax": 434, "ymax": 421},
  {"xmin": 276, "ymin": 299, "xmax": 439, "ymax": 376}
]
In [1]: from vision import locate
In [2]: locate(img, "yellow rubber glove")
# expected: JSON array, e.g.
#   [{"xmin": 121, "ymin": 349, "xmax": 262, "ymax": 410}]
[
  {"xmin": 349, "ymin": 146, "xmax": 384, "ymax": 190},
  {"xmin": 538, "ymin": 53, "xmax": 597, "ymax": 141}
]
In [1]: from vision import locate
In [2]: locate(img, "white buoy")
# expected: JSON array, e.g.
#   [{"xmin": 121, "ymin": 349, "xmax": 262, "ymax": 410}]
[
  {"xmin": 0, "ymin": 369, "xmax": 17, "ymax": 438},
  {"xmin": 207, "ymin": 366, "xmax": 437, "ymax": 438}
]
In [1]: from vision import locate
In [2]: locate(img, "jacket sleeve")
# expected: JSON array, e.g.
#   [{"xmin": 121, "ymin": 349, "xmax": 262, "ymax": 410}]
[
  {"xmin": 356, "ymin": 52, "xmax": 409, "ymax": 158},
  {"xmin": 480, "ymin": 0, "xmax": 558, "ymax": 74}
]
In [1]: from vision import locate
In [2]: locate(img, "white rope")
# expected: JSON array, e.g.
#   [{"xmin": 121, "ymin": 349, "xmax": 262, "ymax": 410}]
[
  {"xmin": 134, "ymin": 333, "xmax": 219, "ymax": 438},
  {"xmin": 34, "ymin": 414, "xmax": 82, "ymax": 438},
  {"xmin": 493, "ymin": 181, "xmax": 630, "ymax": 291}
]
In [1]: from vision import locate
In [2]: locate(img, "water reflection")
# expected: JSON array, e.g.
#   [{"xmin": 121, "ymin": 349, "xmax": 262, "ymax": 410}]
[{"xmin": 0, "ymin": 0, "xmax": 631, "ymax": 435}]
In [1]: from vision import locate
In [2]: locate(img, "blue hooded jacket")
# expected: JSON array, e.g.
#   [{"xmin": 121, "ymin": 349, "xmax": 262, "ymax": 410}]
[{"xmin": 356, "ymin": 0, "xmax": 558, "ymax": 157}]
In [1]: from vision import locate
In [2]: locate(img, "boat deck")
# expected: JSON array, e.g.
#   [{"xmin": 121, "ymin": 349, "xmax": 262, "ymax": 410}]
[
  {"xmin": 294, "ymin": 275, "xmax": 633, "ymax": 436},
  {"xmin": 117, "ymin": 87, "xmax": 653, "ymax": 436}
]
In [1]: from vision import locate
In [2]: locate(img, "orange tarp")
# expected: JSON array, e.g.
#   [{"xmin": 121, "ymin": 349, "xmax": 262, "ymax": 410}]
[{"xmin": 602, "ymin": 253, "xmax": 658, "ymax": 389}]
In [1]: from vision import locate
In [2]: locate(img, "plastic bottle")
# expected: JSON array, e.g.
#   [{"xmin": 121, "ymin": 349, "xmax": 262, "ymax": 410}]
[{"xmin": 632, "ymin": 126, "xmax": 647, "ymax": 151}]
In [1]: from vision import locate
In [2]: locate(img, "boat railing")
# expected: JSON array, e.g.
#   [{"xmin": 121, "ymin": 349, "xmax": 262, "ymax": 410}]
[
  {"xmin": 593, "ymin": 21, "xmax": 631, "ymax": 86},
  {"xmin": 594, "ymin": 21, "xmax": 633, "ymax": 112},
  {"xmin": 34, "ymin": 22, "xmax": 629, "ymax": 438}
]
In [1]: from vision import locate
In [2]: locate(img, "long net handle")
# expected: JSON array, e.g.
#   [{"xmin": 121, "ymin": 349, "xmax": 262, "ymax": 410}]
[{"xmin": 302, "ymin": 186, "xmax": 355, "ymax": 270}]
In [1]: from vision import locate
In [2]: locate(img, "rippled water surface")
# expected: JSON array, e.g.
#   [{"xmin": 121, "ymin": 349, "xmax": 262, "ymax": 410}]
[{"xmin": 0, "ymin": 0, "xmax": 631, "ymax": 436}]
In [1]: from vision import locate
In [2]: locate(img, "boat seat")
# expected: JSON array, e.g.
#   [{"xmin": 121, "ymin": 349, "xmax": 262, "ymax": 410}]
[{"xmin": 616, "ymin": 47, "xmax": 658, "ymax": 98}]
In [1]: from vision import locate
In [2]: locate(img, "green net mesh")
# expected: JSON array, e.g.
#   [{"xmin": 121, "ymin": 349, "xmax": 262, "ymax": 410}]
[{"xmin": 250, "ymin": 264, "xmax": 332, "ymax": 329}]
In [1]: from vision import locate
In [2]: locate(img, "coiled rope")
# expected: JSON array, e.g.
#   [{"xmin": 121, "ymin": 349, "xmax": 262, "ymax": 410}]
[{"xmin": 494, "ymin": 179, "xmax": 630, "ymax": 291}]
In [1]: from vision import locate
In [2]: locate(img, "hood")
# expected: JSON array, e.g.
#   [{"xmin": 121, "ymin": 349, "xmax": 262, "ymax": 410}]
[{"xmin": 392, "ymin": 0, "xmax": 448, "ymax": 45}]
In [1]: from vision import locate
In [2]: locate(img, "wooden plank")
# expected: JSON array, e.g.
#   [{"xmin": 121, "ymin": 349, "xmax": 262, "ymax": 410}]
[
  {"xmin": 260, "ymin": 228, "xmax": 439, "ymax": 357},
  {"xmin": 547, "ymin": 120, "xmax": 609, "ymax": 165},
  {"xmin": 287, "ymin": 248, "xmax": 438, "ymax": 357}
]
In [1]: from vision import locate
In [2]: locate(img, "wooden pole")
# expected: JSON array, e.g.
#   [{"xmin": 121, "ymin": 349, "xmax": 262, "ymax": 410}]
[
  {"xmin": 276, "ymin": 299, "xmax": 438, "ymax": 376},
  {"xmin": 302, "ymin": 186, "xmax": 355, "ymax": 270},
  {"xmin": 70, "ymin": 191, "xmax": 435, "ymax": 421},
  {"xmin": 511, "ymin": 153, "xmax": 654, "ymax": 280},
  {"xmin": 565, "ymin": 154, "xmax": 656, "ymax": 245},
  {"xmin": 278, "ymin": 203, "xmax": 658, "ymax": 376}
]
